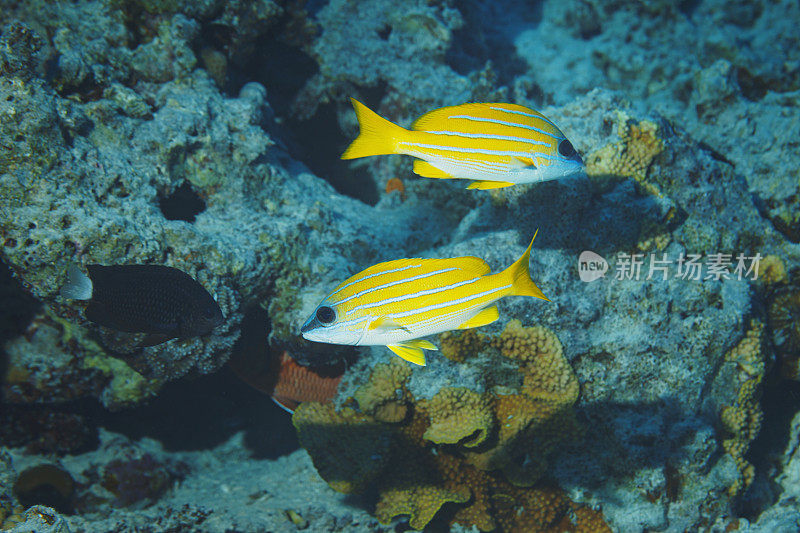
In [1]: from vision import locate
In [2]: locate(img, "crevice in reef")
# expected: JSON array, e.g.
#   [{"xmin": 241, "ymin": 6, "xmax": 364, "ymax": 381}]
[
  {"xmin": 285, "ymin": 100, "xmax": 380, "ymax": 206},
  {"xmin": 158, "ymin": 182, "xmax": 206, "ymax": 222},
  {"xmin": 94, "ymin": 365, "xmax": 298, "ymax": 459},
  {"xmin": 222, "ymin": 30, "xmax": 380, "ymax": 206},
  {"xmin": 0, "ymin": 260, "xmax": 41, "ymax": 348},
  {"xmin": 737, "ymin": 374, "xmax": 800, "ymax": 520},
  {"xmin": 445, "ymin": 0, "xmax": 537, "ymax": 88}
]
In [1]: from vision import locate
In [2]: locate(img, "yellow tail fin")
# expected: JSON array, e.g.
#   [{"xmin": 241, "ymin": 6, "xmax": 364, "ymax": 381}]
[
  {"xmin": 501, "ymin": 229, "xmax": 549, "ymax": 301},
  {"xmin": 341, "ymin": 98, "xmax": 407, "ymax": 160}
]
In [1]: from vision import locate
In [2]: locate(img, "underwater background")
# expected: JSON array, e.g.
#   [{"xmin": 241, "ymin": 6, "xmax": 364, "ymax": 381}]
[{"xmin": 1, "ymin": 0, "xmax": 799, "ymax": 531}]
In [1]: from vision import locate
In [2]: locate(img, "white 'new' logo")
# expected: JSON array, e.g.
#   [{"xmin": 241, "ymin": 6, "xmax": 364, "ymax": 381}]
[{"xmin": 578, "ymin": 251, "xmax": 608, "ymax": 282}]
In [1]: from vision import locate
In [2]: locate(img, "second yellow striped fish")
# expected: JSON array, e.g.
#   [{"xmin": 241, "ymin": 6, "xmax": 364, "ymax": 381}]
[
  {"xmin": 300, "ymin": 232, "xmax": 549, "ymax": 366},
  {"xmin": 341, "ymin": 99, "xmax": 584, "ymax": 189}
]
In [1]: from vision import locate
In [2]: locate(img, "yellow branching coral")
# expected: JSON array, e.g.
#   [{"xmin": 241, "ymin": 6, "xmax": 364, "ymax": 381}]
[
  {"xmin": 421, "ymin": 387, "xmax": 494, "ymax": 447},
  {"xmin": 439, "ymin": 328, "xmax": 482, "ymax": 362},
  {"xmin": 585, "ymin": 110, "xmax": 664, "ymax": 196},
  {"xmin": 376, "ymin": 448, "xmax": 470, "ymax": 530},
  {"xmin": 758, "ymin": 255, "xmax": 788, "ymax": 286},
  {"xmin": 493, "ymin": 320, "xmax": 579, "ymax": 404},
  {"xmin": 720, "ymin": 320, "xmax": 765, "ymax": 496},
  {"xmin": 295, "ymin": 321, "xmax": 600, "ymax": 531},
  {"xmin": 352, "ymin": 358, "xmax": 412, "ymax": 423},
  {"xmin": 456, "ymin": 320, "xmax": 581, "ymax": 487}
]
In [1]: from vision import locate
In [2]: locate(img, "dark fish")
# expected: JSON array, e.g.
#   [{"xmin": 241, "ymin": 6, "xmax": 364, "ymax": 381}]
[{"xmin": 61, "ymin": 264, "xmax": 224, "ymax": 338}]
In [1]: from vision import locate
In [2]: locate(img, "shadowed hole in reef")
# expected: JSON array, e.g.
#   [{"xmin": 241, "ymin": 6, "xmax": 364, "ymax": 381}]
[
  {"xmin": 0, "ymin": 259, "xmax": 42, "ymax": 386},
  {"xmin": 446, "ymin": 0, "xmax": 538, "ymax": 90},
  {"xmin": 158, "ymin": 182, "xmax": 206, "ymax": 222},
  {"xmin": 0, "ymin": 260, "xmax": 41, "ymax": 345},
  {"xmin": 737, "ymin": 376, "xmax": 800, "ymax": 520},
  {"xmin": 96, "ymin": 364, "xmax": 298, "ymax": 458},
  {"xmin": 225, "ymin": 32, "xmax": 379, "ymax": 205}
]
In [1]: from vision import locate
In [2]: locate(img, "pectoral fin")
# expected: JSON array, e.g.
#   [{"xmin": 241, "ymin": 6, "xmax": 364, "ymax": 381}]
[
  {"xmin": 369, "ymin": 316, "xmax": 411, "ymax": 333},
  {"xmin": 387, "ymin": 339, "xmax": 438, "ymax": 366},
  {"xmin": 510, "ymin": 156, "xmax": 535, "ymax": 170},
  {"xmin": 457, "ymin": 306, "xmax": 499, "ymax": 329},
  {"xmin": 413, "ymin": 160, "xmax": 452, "ymax": 179},
  {"xmin": 466, "ymin": 180, "xmax": 515, "ymax": 190}
]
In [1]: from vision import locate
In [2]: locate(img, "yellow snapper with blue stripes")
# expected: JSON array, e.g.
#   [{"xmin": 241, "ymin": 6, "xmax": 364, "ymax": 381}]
[
  {"xmin": 300, "ymin": 232, "xmax": 549, "ymax": 366},
  {"xmin": 341, "ymin": 99, "xmax": 583, "ymax": 189}
]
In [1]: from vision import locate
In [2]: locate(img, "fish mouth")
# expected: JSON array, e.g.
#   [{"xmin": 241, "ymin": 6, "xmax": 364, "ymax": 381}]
[{"xmin": 300, "ymin": 318, "xmax": 317, "ymax": 336}]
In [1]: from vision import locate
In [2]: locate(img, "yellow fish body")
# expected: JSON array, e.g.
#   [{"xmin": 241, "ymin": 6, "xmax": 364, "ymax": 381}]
[
  {"xmin": 300, "ymin": 232, "xmax": 549, "ymax": 366},
  {"xmin": 341, "ymin": 99, "xmax": 584, "ymax": 189}
]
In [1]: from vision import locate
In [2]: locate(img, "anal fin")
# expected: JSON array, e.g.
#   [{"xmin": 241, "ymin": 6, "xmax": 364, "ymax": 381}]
[
  {"xmin": 467, "ymin": 180, "xmax": 515, "ymax": 190},
  {"xmin": 457, "ymin": 306, "xmax": 499, "ymax": 329},
  {"xmin": 387, "ymin": 339, "xmax": 438, "ymax": 366},
  {"xmin": 404, "ymin": 339, "xmax": 438, "ymax": 351},
  {"xmin": 413, "ymin": 160, "xmax": 453, "ymax": 179}
]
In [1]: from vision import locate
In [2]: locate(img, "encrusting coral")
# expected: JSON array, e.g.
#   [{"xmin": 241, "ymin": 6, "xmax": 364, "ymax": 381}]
[
  {"xmin": 585, "ymin": 110, "xmax": 665, "ymax": 196},
  {"xmin": 294, "ymin": 321, "xmax": 606, "ymax": 531},
  {"xmin": 351, "ymin": 358, "xmax": 412, "ymax": 423},
  {"xmin": 719, "ymin": 320, "xmax": 766, "ymax": 496},
  {"xmin": 466, "ymin": 321, "xmax": 581, "ymax": 486},
  {"xmin": 421, "ymin": 387, "xmax": 494, "ymax": 447}
]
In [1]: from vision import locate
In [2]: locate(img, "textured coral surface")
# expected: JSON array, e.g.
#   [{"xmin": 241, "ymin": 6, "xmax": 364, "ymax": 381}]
[
  {"xmin": 294, "ymin": 322, "xmax": 599, "ymax": 531},
  {"xmin": 1, "ymin": 0, "xmax": 799, "ymax": 531}
]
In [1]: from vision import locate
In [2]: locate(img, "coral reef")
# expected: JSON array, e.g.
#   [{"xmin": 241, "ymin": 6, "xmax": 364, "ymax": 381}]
[
  {"xmin": 584, "ymin": 111, "xmax": 665, "ymax": 196},
  {"xmin": 294, "ymin": 321, "xmax": 599, "ymax": 531},
  {"xmin": 719, "ymin": 323, "xmax": 766, "ymax": 495},
  {"xmin": 1, "ymin": 505, "xmax": 69, "ymax": 533},
  {"xmin": 0, "ymin": 4, "xmax": 448, "ymax": 411},
  {"xmin": 1, "ymin": 0, "xmax": 799, "ymax": 531}
]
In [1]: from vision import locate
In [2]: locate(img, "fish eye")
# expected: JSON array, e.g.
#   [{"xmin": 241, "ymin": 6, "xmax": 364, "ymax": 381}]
[
  {"xmin": 558, "ymin": 139, "xmax": 576, "ymax": 157},
  {"xmin": 316, "ymin": 306, "xmax": 336, "ymax": 324},
  {"xmin": 203, "ymin": 305, "xmax": 218, "ymax": 319}
]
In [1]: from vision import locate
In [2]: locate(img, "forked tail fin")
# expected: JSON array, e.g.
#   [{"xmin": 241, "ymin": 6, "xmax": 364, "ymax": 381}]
[
  {"xmin": 341, "ymin": 98, "xmax": 407, "ymax": 160},
  {"xmin": 60, "ymin": 265, "xmax": 93, "ymax": 300},
  {"xmin": 502, "ymin": 230, "xmax": 549, "ymax": 301}
]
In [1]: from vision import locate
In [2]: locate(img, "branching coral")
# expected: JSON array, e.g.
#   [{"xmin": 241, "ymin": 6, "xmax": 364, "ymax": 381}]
[
  {"xmin": 352, "ymin": 358, "xmax": 412, "ymax": 423},
  {"xmin": 465, "ymin": 321, "xmax": 581, "ymax": 486},
  {"xmin": 294, "ymin": 321, "xmax": 605, "ymax": 531},
  {"xmin": 585, "ymin": 110, "xmax": 665, "ymax": 196},
  {"xmin": 421, "ymin": 387, "xmax": 494, "ymax": 447},
  {"xmin": 719, "ymin": 320, "xmax": 765, "ymax": 496}
]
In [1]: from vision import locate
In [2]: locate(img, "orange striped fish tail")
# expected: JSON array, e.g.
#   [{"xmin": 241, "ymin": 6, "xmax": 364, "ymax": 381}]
[
  {"xmin": 501, "ymin": 230, "xmax": 549, "ymax": 301},
  {"xmin": 341, "ymin": 98, "xmax": 407, "ymax": 160}
]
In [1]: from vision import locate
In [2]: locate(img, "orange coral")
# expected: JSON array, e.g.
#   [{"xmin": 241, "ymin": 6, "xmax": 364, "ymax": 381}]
[
  {"xmin": 720, "ymin": 320, "xmax": 765, "ymax": 495},
  {"xmin": 385, "ymin": 177, "xmax": 406, "ymax": 199},
  {"xmin": 352, "ymin": 358, "xmax": 411, "ymax": 423},
  {"xmin": 421, "ymin": 387, "xmax": 494, "ymax": 447},
  {"xmin": 465, "ymin": 321, "xmax": 581, "ymax": 486},
  {"xmin": 585, "ymin": 111, "xmax": 664, "ymax": 196},
  {"xmin": 293, "ymin": 403, "xmax": 395, "ymax": 493},
  {"xmin": 294, "ymin": 321, "xmax": 605, "ymax": 532}
]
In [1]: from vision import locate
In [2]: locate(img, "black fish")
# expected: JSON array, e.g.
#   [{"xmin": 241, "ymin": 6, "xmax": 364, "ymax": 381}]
[{"xmin": 61, "ymin": 264, "xmax": 224, "ymax": 338}]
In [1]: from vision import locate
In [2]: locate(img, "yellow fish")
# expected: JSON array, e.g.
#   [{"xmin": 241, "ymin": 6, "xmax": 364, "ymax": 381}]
[
  {"xmin": 300, "ymin": 232, "xmax": 549, "ymax": 366},
  {"xmin": 341, "ymin": 99, "xmax": 584, "ymax": 189}
]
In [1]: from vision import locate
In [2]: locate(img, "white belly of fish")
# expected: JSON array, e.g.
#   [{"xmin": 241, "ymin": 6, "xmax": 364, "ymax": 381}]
[{"xmin": 355, "ymin": 305, "xmax": 484, "ymax": 346}]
